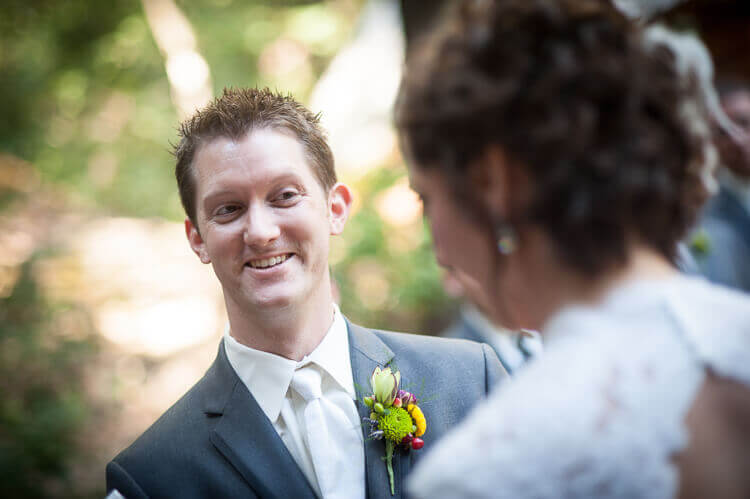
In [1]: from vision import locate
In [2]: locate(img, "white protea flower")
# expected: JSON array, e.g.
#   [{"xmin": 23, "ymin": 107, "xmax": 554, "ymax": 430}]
[{"xmin": 370, "ymin": 366, "xmax": 401, "ymax": 406}]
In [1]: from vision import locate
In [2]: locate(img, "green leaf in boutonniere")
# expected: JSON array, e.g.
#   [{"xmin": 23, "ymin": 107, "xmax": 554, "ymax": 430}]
[
  {"xmin": 689, "ymin": 229, "xmax": 712, "ymax": 259},
  {"xmin": 363, "ymin": 366, "xmax": 427, "ymax": 495}
]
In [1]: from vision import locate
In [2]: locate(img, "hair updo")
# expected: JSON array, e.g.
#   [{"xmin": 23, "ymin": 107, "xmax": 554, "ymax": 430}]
[{"xmin": 395, "ymin": 0, "xmax": 712, "ymax": 274}]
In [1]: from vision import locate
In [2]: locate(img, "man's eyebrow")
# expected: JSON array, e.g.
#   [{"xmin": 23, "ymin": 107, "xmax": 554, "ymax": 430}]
[
  {"xmin": 201, "ymin": 173, "xmax": 306, "ymax": 202},
  {"xmin": 202, "ymin": 189, "xmax": 236, "ymax": 208},
  {"xmin": 269, "ymin": 172, "xmax": 304, "ymax": 184}
]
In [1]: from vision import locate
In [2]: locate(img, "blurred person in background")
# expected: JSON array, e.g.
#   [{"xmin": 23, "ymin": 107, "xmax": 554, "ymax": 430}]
[
  {"xmin": 105, "ymin": 87, "xmax": 506, "ymax": 499},
  {"xmin": 689, "ymin": 80, "xmax": 750, "ymax": 292},
  {"xmin": 441, "ymin": 269, "xmax": 542, "ymax": 375},
  {"xmin": 395, "ymin": 0, "xmax": 750, "ymax": 497}
]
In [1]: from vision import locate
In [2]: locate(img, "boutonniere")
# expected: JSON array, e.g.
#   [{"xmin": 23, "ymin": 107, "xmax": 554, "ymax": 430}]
[
  {"xmin": 689, "ymin": 229, "xmax": 712, "ymax": 258},
  {"xmin": 362, "ymin": 366, "xmax": 427, "ymax": 496}
]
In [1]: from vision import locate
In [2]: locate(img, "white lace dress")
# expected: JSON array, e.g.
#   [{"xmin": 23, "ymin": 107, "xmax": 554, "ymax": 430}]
[{"xmin": 407, "ymin": 275, "xmax": 750, "ymax": 499}]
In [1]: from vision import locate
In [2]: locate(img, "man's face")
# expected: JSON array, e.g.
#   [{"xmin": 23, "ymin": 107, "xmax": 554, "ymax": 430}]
[
  {"xmin": 186, "ymin": 128, "xmax": 346, "ymax": 313},
  {"xmin": 718, "ymin": 90, "xmax": 750, "ymax": 178}
]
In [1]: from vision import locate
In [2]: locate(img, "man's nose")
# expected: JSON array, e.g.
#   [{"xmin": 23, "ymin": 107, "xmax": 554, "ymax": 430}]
[{"xmin": 242, "ymin": 205, "xmax": 281, "ymax": 246}]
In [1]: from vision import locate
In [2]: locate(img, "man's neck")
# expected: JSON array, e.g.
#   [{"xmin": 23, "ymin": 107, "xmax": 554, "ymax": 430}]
[{"xmin": 224, "ymin": 288, "xmax": 335, "ymax": 362}]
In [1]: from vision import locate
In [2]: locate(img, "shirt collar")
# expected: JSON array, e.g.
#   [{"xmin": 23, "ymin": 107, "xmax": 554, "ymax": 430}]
[
  {"xmin": 223, "ymin": 304, "xmax": 354, "ymax": 423},
  {"xmin": 304, "ymin": 304, "xmax": 355, "ymax": 399}
]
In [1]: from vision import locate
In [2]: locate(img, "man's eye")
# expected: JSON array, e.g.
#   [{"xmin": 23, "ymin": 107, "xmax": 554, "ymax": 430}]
[
  {"xmin": 215, "ymin": 205, "xmax": 240, "ymax": 216},
  {"xmin": 275, "ymin": 190, "xmax": 300, "ymax": 204}
]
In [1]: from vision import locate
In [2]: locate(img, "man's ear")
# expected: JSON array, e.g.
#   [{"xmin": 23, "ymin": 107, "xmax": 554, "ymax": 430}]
[
  {"xmin": 328, "ymin": 183, "xmax": 353, "ymax": 235},
  {"xmin": 185, "ymin": 218, "xmax": 211, "ymax": 264}
]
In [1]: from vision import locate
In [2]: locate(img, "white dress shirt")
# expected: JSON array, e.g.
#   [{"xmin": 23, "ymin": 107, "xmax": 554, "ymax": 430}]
[{"xmin": 223, "ymin": 305, "xmax": 365, "ymax": 499}]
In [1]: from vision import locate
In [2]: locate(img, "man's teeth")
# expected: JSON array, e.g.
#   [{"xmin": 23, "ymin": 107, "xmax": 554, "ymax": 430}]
[{"xmin": 248, "ymin": 254, "xmax": 290, "ymax": 269}]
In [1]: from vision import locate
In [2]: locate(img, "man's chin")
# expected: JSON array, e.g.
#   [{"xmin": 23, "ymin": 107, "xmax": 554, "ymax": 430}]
[
  {"xmin": 242, "ymin": 289, "xmax": 303, "ymax": 313},
  {"xmin": 247, "ymin": 295, "xmax": 296, "ymax": 311}
]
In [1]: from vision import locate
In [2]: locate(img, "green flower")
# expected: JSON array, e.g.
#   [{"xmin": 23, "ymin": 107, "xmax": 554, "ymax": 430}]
[
  {"xmin": 370, "ymin": 366, "xmax": 400, "ymax": 406},
  {"xmin": 377, "ymin": 406, "xmax": 413, "ymax": 442},
  {"xmin": 690, "ymin": 229, "xmax": 711, "ymax": 258}
]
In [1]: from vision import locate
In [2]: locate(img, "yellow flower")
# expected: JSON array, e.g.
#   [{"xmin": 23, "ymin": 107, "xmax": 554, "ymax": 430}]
[{"xmin": 407, "ymin": 403, "xmax": 426, "ymax": 437}]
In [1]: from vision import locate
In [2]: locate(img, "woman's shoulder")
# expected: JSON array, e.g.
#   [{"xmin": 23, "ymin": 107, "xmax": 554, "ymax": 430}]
[
  {"xmin": 661, "ymin": 275, "xmax": 750, "ymax": 384},
  {"xmin": 559, "ymin": 274, "xmax": 750, "ymax": 384}
]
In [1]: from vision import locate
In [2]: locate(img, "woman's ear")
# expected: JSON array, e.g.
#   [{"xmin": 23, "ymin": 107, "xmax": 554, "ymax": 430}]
[
  {"xmin": 472, "ymin": 145, "xmax": 532, "ymax": 222},
  {"xmin": 328, "ymin": 183, "xmax": 353, "ymax": 235}
]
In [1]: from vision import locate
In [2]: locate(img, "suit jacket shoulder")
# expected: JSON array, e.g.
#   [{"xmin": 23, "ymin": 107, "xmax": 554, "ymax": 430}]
[
  {"xmin": 106, "ymin": 342, "xmax": 316, "ymax": 499},
  {"xmin": 106, "ymin": 347, "xmax": 244, "ymax": 498},
  {"xmin": 364, "ymin": 328, "xmax": 506, "ymax": 396},
  {"xmin": 347, "ymin": 323, "xmax": 507, "ymax": 443}
]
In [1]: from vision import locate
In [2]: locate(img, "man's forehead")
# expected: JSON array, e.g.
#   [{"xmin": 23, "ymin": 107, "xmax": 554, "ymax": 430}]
[
  {"xmin": 195, "ymin": 129, "xmax": 307, "ymax": 168},
  {"xmin": 191, "ymin": 128, "xmax": 325, "ymax": 198}
]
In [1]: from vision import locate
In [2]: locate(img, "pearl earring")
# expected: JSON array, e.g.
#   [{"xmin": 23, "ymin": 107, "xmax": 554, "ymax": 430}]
[{"xmin": 495, "ymin": 222, "xmax": 517, "ymax": 255}]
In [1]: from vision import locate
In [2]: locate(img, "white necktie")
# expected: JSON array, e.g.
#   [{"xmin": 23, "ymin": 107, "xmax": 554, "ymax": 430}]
[{"xmin": 290, "ymin": 365, "xmax": 364, "ymax": 499}]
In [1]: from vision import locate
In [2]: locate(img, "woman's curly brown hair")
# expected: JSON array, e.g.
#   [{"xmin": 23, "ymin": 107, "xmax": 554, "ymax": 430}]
[{"xmin": 395, "ymin": 0, "xmax": 711, "ymax": 274}]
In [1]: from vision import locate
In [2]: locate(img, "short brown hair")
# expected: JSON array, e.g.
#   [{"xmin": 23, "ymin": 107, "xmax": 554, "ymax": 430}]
[
  {"xmin": 395, "ymin": 0, "xmax": 711, "ymax": 274},
  {"xmin": 174, "ymin": 87, "xmax": 336, "ymax": 223}
]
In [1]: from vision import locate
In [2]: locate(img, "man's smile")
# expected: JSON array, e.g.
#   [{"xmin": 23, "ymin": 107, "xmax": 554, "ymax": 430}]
[{"xmin": 245, "ymin": 253, "xmax": 294, "ymax": 270}]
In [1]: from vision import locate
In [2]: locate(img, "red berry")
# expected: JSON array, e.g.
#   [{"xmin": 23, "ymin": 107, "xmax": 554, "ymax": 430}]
[
  {"xmin": 401, "ymin": 434, "xmax": 413, "ymax": 445},
  {"xmin": 411, "ymin": 438, "xmax": 424, "ymax": 450}
]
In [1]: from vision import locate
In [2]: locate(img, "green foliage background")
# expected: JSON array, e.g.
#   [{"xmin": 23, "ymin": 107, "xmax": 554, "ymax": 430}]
[
  {"xmin": 0, "ymin": 1, "xmax": 453, "ymax": 496},
  {"xmin": 0, "ymin": 258, "xmax": 96, "ymax": 498}
]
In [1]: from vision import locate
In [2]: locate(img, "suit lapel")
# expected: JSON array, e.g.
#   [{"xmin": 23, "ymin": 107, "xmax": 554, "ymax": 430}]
[
  {"xmin": 347, "ymin": 320, "xmax": 411, "ymax": 499},
  {"xmin": 203, "ymin": 341, "xmax": 317, "ymax": 499}
]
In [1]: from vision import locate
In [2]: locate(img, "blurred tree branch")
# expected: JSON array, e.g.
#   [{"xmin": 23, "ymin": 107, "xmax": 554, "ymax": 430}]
[{"xmin": 140, "ymin": 0, "xmax": 213, "ymax": 119}]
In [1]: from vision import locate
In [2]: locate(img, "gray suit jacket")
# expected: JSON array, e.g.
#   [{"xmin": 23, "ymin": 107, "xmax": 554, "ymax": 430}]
[
  {"xmin": 106, "ymin": 320, "xmax": 506, "ymax": 498},
  {"xmin": 691, "ymin": 187, "xmax": 750, "ymax": 293}
]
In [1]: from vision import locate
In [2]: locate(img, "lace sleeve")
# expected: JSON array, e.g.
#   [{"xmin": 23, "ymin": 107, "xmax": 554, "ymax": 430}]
[
  {"xmin": 407, "ymin": 313, "xmax": 704, "ymax": 499},
  {"xmin": 666, "ymin": 281, "xmax": 750, "ymax": 385}
]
